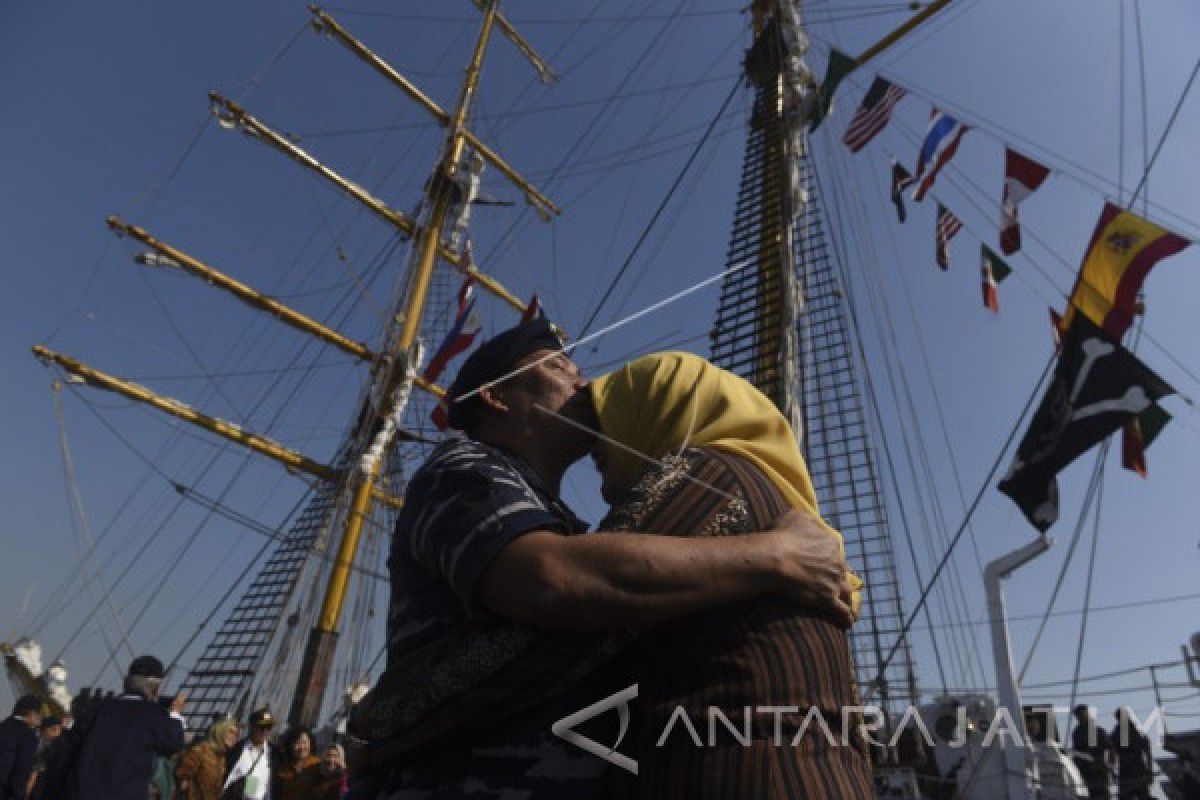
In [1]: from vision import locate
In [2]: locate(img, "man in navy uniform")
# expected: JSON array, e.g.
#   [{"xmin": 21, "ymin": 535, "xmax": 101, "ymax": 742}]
[
  {"xmin": 57, "ymin": 655, "xmax": 186, "ymax": 800},
  {"xmin": 0, "ymin": 694, "xmax": 40, "ymax": 800}
]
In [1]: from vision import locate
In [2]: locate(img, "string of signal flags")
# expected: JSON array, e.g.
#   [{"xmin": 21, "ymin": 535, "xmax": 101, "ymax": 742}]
[{"xmin": 815, "ymin": 50, "xmax": 1192, "ymax": 532}]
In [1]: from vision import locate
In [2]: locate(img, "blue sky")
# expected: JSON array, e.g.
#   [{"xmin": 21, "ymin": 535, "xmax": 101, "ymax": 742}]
[{"xmin": 3, "ymin": 0, "xmax": 1199, "ymax": 732}]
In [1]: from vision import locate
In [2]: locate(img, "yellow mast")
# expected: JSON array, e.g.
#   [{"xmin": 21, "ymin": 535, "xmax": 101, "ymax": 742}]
[
  {"xmin": 31, "ymin": 345, "xmax": 404, "ymax": 509},
  {"xmin": 108, "ymin": 215, "xmax": 446, "ymax": 398},
  {"xmin": 289, "ymin": 0, "xmax": 554, "ymax": 726}
]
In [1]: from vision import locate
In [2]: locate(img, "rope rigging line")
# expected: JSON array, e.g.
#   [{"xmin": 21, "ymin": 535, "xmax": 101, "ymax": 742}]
[
  {"xmin": 1016, "ymin": 441, "xmax": 1109, "ymax": 683},
  {"xmin": 815, "ymin": 131, "xmax": 958, "ymax": 692},
  {"xmin": 1068, "ymin": 462, "xmax": 1107, "ymax": 713},
  {"xmin": 451, "ymin": 257, "xmax": 754, "ymax": 407},
  {"xmin": 164, "ymin": 484, "xmax": 315, "ymax": 679},
  {"xmin": 905, "ymin": 588, "xmax": 1200, "ymax": 633},
  {"xmin": 1132, "ymin": 0, "xmax": 1149, "ymax": 216},
  {"xmin": 806, "ymin": 33, "xmax": 1200, "ymax": 243},
  {"xmin": 577, "ymin": 77, "xmax": 742, "ymax": 338},
  {"xmin": 525, "ymin": 119, "xmax": 744, "ymax": 182},
  {"xmin": 577, "ymin": 50, "xmax": 696, "ymax": 324},
  {"xmin": 1118, "ymin": 0, "xmax": 1126, "ymax": 205},
  {"xmin": 831, "ymin": 64, "xmax": 1200, "ymax": 404},
  {"xmin": 540, "ymin": 31, "xmax": 746, "ymax": 324},
  {"xmin": 820, "ymin": 103, "xmax": 1198, "ymax": 696},
  {"xmin": 44, "ymin": 229, "xmax": 401, "ymax": 671},
  {"xmin": 297, "ymin": 73, "xmax": 740, "ymax": 139},
  {"xmin": 1127, "ymin": 51, "xmax": 1200, "ymax": 211},
  {"xmin": 30, "ymin": 3, "xmax": 440, "ymax": 690},
  {"xmin": 53, "ymin": 386, "xmax": 137, "ymax": 669},
  {"xmin": 479, "ymin": 0, "xmax": 701, "ymax": 267},
  {"xmin": 820, "ymin": 128, "xmax": 991, "ymax": 690},
  {"xmin": 858, "ymin": 146, "xmax": 989, "ymax": 578},
  {"xmin": 35, "ymin": 124, "xmax": 402, "ymax": 642},
  {"xmin": 1067, "ymin": 318, "xmax": 1144, "ymax": 708},
  {"xmin": 863, "ymin": 351, "xmax": 1057, "ymax": 703},
  {"xmin": 605, "ymin": 121, "xmax": 732, "ymax": 327}
]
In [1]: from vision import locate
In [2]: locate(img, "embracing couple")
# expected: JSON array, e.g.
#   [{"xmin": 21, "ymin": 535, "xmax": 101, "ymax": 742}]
[{"xmin": 350, "ymin": 319, "xmax": 873, "ymax": 799}]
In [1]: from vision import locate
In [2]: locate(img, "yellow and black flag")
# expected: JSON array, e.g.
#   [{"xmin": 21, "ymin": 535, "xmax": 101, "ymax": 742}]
[{"xmin": 998, "ymin": 315, "xmax": 1173, "ymax": 531}]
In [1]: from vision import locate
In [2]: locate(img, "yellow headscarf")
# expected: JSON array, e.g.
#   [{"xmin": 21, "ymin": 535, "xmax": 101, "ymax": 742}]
[{"xmin": 590, "ymin": 351, "xmax": 863, "ymax": 606}]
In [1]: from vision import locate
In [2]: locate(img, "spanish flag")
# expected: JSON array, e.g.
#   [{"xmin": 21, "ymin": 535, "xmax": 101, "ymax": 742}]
[{"xmin": 1059, "ymin": 203, "xmax": 1190, "ymax": 339}]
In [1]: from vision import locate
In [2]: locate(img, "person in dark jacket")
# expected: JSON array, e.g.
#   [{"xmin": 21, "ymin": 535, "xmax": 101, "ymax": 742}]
[
  {"xmin": 0, "ymin": 695, "xmax": 41, "ymax": 800},
  {"xmin": 1070, "ymin": 704, "xmax": 1113, "ymax": 799},
  {"xmin": 1111, "ymin": 707, "xmax": 1155, "ymax": 800},
  {"xmin": 51, "ymin": 655, "xmax": 186, "ymax": 800}
]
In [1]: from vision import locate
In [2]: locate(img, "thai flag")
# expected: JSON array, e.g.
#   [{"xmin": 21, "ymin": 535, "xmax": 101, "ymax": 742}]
[
  {"xmin": 912, "ymin": 109, "xmax": 968, "ymax": 202},
  {"xmin": 423, "ymin": 279, "xmax": 481, "ymax": 384}
]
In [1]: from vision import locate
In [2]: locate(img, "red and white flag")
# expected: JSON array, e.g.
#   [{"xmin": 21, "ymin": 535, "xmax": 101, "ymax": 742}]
[
  {"xmin": 935, "ymin": 203, "xmax": 962, "ymax": 270},
  {"xmin": 423, "ymin": 278, "xmax": 481, "ymax": 385},
  {"xmin": 843, "ymin": 77, "xmax": 906, "ymax": 153},
  {"xmin": 999, "ymin": 148, "xmax": 1050, "ymax": 255}
]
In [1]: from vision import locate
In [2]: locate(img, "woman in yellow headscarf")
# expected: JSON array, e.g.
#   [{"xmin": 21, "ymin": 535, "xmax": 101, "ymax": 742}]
[{"xmin": 588, "ymin": 351, "xmax": 871, "ymax": 799}]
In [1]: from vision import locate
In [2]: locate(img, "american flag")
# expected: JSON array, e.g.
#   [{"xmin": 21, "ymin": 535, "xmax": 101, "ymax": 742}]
[
  {"xmin": 935, "ymin": 203, "xmax": 962, "ymax": 270},
  {"xmin": 842, "ymin": 77, "xmax": 906, "ymax": 153}
]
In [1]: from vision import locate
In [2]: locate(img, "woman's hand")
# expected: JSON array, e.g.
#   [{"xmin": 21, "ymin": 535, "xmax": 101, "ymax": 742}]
[{"xmin": 769, "ymin": 509, "xmax": 857, "ymax": 628}]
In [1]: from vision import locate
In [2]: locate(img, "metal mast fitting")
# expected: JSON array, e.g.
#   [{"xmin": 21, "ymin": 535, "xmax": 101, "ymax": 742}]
[
  {"xmin": 30, "ymin": 345, "xmax": 403, "ymax": 509},
  {"xmin": 289, "ymin": 0, "xmax": 548, "ymax": 728}
]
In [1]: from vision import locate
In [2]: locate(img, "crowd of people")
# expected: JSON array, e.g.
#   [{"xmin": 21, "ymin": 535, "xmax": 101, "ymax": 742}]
[
  {"xmin": 1069, "ymin": 704, "xmax": 1200, "ymax": 800},
  {"xmin": 0, "ymin": 656, "xmax": 347, "ymax": 800}
]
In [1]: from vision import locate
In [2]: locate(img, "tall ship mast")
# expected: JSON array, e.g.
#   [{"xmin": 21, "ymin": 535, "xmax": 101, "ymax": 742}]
[
  {"xmin": 25, "ymin": 2, "xmax": 561, "ymax": 731},
  {"xmin": 711, "ymin": 0, "xmax": 919, "ymax": 713}
]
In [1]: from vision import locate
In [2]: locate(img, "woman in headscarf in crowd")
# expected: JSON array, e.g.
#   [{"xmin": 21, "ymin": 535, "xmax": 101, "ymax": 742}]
[
  {"xmin": 354, "ymin": 352, "xmax": 868, "ymax": 797},
  {"xmin": 273, "ymin": 727, "xmax": 322, "ymax": 800},
  {"xmin": 176, "ymin": 717, "xmax": 239, "ymax": 800}
]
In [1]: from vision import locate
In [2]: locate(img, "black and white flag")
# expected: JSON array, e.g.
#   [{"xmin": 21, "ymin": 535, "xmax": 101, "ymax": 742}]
[{"xmin": 998, "ymin": 315, "xmax": 1173, "ymax": 531}]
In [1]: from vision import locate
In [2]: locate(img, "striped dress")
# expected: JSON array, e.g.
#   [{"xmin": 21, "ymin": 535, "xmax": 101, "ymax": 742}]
[{"xmin": 600, "ymin": 447, "xmax": 874, "ymax": 799}]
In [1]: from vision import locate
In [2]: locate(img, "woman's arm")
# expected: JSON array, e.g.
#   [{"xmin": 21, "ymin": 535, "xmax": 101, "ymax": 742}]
[{"xmin": 478, "ymin": 508, "xmax": 853, "ymax": 630}]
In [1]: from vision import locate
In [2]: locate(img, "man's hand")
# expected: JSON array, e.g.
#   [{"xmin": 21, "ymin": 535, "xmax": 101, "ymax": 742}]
[
  {"xmin": 169, "ymin": 692, "xmax": 188, "ymax": 715},
  {"xmin": 769, "ymin": 509, "xmax": 856, "ymax": 627}
]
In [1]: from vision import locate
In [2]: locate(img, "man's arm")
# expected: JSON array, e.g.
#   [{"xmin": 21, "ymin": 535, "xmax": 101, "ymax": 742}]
[
  {"xmin": 152, "ymin": 694, "xmax": 187, "ymax": 757},
  {"xmin": 478, "ymin": 508, "xmax": 853, "ymax": 630}
]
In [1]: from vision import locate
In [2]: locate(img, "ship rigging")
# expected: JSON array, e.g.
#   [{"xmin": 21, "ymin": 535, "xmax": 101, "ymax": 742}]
[{"xmin": 5, "ymin": 1, "xmax": 1200, "ymax": 797}]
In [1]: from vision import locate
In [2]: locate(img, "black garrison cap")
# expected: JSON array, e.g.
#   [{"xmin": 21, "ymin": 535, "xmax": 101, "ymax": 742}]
[{"xmin": 445, "ymin": 318, "xmax": 564, "ymax": 431}]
